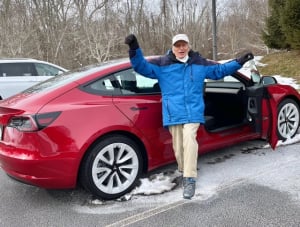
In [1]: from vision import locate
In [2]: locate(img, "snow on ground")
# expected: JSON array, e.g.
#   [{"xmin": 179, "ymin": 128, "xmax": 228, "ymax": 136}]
[
  {"xmin": 75, "ymin": 134, "xmax": 300, "ymax": 214},
  {"xmin": 126, "ymin": 134, "xmax": 300, "ymax": 199},
  {"xmin": 273, "ymin": 75, "xmax": 299, "ymax": 90},
  {"xmin": 74, "ymin": 56, "xmax": 300, "ymax": 214}
]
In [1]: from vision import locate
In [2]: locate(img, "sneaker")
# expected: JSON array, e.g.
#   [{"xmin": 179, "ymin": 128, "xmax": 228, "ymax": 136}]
[{"xmin": 183, "ymin": 177, "xmax": 196, "ymax": 199}]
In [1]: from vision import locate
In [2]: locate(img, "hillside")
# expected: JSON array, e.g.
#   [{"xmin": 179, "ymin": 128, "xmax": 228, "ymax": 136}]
[{"xmin": 257, "ymin": 50, "xmax": 300, "ymax": 84}]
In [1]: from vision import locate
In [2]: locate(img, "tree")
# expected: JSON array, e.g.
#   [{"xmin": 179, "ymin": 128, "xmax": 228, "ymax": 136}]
[
  {"xmin": 0, "ymin": 0, "xmax": 274, "ymax": 69},
  {"xmin": 218, "ymin": 0, "xmax": 269, "ymax": 57},
  {"xmin": 280, "ymin": 0, "xmax": 300, "ymax": 49},
  {"xmin": 262, "ymin": 0, "xmax": 288, "ymax": 49}
]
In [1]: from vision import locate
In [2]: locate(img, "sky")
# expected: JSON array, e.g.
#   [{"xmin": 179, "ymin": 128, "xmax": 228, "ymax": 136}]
[{"xmin": 71, "ymin": 56, "xmax": 300, "ymax": 215}]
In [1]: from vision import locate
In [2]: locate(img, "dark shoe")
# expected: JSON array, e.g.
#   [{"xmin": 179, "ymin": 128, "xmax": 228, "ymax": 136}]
[{"xmin": 183, "ymin": 177, "xmax": 196, "ymax": 199}]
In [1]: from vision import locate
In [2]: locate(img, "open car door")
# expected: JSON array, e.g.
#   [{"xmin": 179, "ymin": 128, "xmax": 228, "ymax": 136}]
[
  {"xmin": 245, "ymin": 60, "xmax": 279, "ymax": 149},
  {"xmin": 246, "ymin": 84, "xmax": 278, "ymax": 149}
]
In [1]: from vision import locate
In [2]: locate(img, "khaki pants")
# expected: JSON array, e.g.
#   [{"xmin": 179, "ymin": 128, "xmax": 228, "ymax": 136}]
[{"xmin": 168, "ymin": 123, "xmax": 200, "ymax": 178}]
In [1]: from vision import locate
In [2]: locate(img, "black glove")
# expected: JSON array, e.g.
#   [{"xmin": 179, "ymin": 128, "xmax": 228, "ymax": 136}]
[
  {"xmin": 236, "ymin": 52, "xmax": 254, "ymax": 65},
  {"xmin": 125, "ymin": 34, "xmax": 139, "ymax": 50}
]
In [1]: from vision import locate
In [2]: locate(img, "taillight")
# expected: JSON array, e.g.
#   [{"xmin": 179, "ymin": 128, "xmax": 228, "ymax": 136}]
[
  {"xmin": 8, "ymin": 116, "xmax": 38, "ymax": 131},
  {"xmin": 7, "ymin": 112, "xmax": 61, "ymax": 131},
  {"xmin": 35, "ymin": 112, "xmax": 61, "ymax": 129}
]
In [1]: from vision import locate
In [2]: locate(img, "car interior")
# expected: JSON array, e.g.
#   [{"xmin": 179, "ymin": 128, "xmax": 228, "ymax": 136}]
[
  {"xmin": 117, "ymin": 70, "xmax": 249, "ymax": 132},
  {"xmin": 204, "ymin": 81, "xmax": 248, "ymax": 132}
]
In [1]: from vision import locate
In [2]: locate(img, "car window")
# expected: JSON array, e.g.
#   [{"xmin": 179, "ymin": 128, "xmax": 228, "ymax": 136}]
[
  {"xmin": 114, "ymin": 69, "xmax": 160, "ymax": 95},
  {"xmin": 0, "ymin": 63, "xmax": 37, "ymax": 76},
  {"xmin": 82, "ymin": 69, "xmax": 160, "ymax": 96},
  {"xmin": 81, "ymin": 73, "xmax": 121, "ymax": 96},
  {"xmin": 34, "ymin": 63, "xmax": 63, "ymax": 76},
  {"xmin": 89, "ymin": 77, "xmax": 116, "ymax": 91}
]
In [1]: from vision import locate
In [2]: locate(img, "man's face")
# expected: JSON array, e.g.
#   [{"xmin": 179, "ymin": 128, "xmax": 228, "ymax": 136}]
[{"xmin": 172, "ymin": 41, "xmax": 190, "ymax": 59}]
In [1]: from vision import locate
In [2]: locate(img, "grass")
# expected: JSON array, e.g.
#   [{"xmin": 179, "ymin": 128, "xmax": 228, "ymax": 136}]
[{"xmin": 257, "ymin": 50, "xmax": 300, "ymax": 84}]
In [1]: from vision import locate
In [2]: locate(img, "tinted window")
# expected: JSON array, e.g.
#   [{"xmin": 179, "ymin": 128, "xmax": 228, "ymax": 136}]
[
  {"xmin": 114, "ymin": 69, "xmax": 160, "ymax": 95},
  {"xmin": 82, "ymin": 69, "xmax": 160, "ymax": 96},
  {"xmin": 0, "ymin": 63, "xmax": 37, "ymax": 76},
  {"xmin": 83, "ymin": 75, "xmax": 120, "ymax": 95}
]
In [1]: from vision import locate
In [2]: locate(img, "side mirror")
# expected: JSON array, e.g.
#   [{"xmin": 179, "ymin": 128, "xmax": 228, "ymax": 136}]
[
  {"xmin": 249, "ymin": 67, "xmax": 277, "ymax": 85},
  {"xmin": 261, "ymin": 76, "xmax": 277, "ymax": 85}
]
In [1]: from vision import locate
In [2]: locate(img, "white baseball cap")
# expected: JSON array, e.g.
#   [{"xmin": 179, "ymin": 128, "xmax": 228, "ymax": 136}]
[{"xmin": 172, "ymin": 34, "xmax": 189, "ymax": 45}]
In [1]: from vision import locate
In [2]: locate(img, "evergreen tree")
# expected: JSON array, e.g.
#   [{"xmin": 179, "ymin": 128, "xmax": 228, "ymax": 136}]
[
  {"xmin": 280, "ymin": 0, "xmax": 300, "ymax": 49},
  {"xmin": 263, "ymin": 0, "xmax": 288, "ymax": 49}
]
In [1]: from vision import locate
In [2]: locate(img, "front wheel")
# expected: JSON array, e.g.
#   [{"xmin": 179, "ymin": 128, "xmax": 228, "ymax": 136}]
[
  {"xmin": 79, "ymin": 135, "xmax": 143, "ymax": 200},
  {"xmin": 277, "ymin": 98, "xmax": 300, "ymax": 140}
]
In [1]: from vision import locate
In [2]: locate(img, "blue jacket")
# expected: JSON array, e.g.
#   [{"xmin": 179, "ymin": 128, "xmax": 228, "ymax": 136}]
[{"xmin": 129, "ymin": 48, "xmax": 242, "ymax": 127}]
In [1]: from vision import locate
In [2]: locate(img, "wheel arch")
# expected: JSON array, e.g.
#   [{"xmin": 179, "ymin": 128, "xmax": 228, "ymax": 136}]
[
  {"xmin": 277, "ymin": 94, "xmax": 300, "ymax": 105},
  {"xmin": 276, "ymin": 94, "xmax": 300, "ymax": 113},
  {"xmin": 285, "ymin": 95, "xmax": 300, "ymax": 110}
]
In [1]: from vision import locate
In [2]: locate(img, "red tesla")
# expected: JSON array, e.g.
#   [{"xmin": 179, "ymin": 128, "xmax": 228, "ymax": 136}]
[{"xmin": 0, "ymin": 58, "xmax": 299, "ymax": 200}]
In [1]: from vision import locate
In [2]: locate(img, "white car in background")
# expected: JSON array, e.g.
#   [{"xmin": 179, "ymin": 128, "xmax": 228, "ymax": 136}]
[{"xmin": 0, "ymin": 58, "xmax": 68, "ymax": 99}]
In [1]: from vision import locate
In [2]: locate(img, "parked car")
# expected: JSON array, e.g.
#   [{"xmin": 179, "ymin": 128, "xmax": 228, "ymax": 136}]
[
  {"xmin": 0, "ymin": 57, "xmax": 299, "ymax": 200},
  {"xmin": 0, "ymin": 58, "xmax": 68, "ymax": 99}
]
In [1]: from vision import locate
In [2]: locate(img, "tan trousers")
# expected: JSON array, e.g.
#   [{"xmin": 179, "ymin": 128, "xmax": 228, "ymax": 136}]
[{"xmin": 168, "ymin": 123, "xmax": 200, "ymax": 178}]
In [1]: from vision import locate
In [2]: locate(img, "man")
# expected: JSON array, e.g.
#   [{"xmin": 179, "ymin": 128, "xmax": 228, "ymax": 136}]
[{"xmin": 125, "ymin": 34, "xmax": 253, "ymax": 199}]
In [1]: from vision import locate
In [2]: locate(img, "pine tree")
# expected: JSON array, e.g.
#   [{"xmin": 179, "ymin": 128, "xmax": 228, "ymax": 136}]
[
  {"xmin": 280, "ymin": 0, "xmax": 300, "ymax": 49},
  {"xmin": 263, "ymin": 0, "xmax": 288, "ymax": 49}
]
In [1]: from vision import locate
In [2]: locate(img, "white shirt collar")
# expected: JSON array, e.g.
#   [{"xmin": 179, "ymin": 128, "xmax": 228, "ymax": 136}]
[{"xmin": 176, "ymin": 55, "xmax": 189, "ymax": 63}]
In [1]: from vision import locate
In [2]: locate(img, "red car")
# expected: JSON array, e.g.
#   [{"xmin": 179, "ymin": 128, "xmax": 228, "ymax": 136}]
[{"xmin": 0, "ymin": 58, "xmax": 299, "ymax": 200}]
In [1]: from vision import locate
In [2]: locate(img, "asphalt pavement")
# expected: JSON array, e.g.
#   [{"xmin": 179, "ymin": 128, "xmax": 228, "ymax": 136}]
[{"xmin": 1, "ymin": 139, "xmax": 300, "ymax": 227}]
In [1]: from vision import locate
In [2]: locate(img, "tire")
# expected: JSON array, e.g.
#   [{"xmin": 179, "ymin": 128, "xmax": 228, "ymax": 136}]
[
  {"xmin": 277, "ymin": 98, "xmax": 300, "ymax": 140},
  {"xmin": 79, "ymin": 135, "xmax": 143, "ymax": 200}
]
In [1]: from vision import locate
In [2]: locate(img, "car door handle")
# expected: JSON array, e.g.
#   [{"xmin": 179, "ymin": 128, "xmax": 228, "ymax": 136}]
[{"xmin": 130, "ymin": 107, "xmax": 148, "ymax": 111}]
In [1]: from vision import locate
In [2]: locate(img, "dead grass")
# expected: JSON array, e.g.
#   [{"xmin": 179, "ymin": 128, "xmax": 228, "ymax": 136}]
[{"xmin": 257, "ymin": 50, "xmax": 300, "ymax": 84}]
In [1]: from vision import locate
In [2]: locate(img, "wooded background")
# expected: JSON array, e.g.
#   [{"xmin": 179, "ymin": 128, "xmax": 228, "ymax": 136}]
[{"xmin": 0, "ymin": 0, "xmax": 269, "ymax": 69}]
